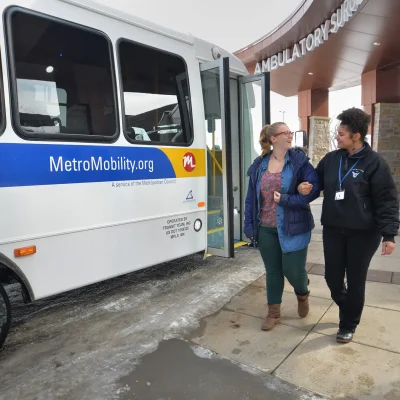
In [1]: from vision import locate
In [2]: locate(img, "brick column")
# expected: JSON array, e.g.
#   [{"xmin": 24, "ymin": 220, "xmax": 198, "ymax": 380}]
[
  {"xmin": 373, "ymin": 103, "xmax": 400, "ymax": 194},
  {"xmin": 362, "ymin": 67, "xmax": 400, "ymax": 146},
  {"xmin": 298, "ymin": 89, "xmax": 329, "ymax": 144},
  {"xmin": 308, "ymin": 116, "xmax": 331, "ymax": 167}
]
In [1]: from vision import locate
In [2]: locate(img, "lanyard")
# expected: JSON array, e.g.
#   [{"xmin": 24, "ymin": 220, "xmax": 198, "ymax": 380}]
[{"xmin": 338, "ymin": 157, "xmax": 360, "ymax": 190}]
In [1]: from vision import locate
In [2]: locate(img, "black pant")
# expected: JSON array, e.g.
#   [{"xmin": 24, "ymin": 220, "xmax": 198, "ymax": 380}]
[{"xmin": 322, "ymin": 227, "xmax": 381, "ymax": 332}]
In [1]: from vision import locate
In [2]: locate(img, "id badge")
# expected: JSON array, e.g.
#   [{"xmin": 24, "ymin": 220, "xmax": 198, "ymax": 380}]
[{"xmin": 335, "ymin": 190, "xmax": 345, "ymax": 201}]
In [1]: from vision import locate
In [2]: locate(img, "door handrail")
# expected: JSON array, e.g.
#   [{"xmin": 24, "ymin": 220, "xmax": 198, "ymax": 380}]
[{"xmin": 207, "ymin": 146, "xmax": 223, "ymax": 174}]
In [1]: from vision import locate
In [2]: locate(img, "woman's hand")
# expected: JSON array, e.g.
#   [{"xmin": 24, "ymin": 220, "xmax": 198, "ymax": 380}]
[
  {"xmin": 274, "ymin": 191, "xmax": 281, "ymax": 203},
  {"xmin": 298, "ymin": 182, "xmax": 313, "ymax": 196},
  {"xmin": 382, "ymin": 241, "xmax": 395, "ymax": 256}
]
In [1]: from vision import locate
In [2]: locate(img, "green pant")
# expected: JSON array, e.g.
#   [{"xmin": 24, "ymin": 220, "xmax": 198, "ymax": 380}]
[{"xmin": 258, "ymin": 226, "xmax": 309, "ymax": 304}]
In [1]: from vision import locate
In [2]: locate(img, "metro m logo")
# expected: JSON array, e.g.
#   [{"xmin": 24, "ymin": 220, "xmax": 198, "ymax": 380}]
[{"xmin": 183, "ymin": 152, "xmax": 196, "ymax": 172}]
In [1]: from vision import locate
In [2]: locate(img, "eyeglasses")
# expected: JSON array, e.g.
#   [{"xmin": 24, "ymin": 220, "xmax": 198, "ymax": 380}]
[
  {"xmin": 259, "ymin": 130, "xmax": 293, "ymax": 143},
  {"xmin": 273, "ymin": 131, "xmax": 294, "ymax": 138}
]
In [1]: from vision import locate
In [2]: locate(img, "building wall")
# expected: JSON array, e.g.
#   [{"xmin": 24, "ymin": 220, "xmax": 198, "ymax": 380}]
[{"xmin": 373, "ymin": 103, "xmax": 400, "ymax": 194}]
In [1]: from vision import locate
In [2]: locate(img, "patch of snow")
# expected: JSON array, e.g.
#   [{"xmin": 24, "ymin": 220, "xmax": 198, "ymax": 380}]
[
  {"xmin": 190, "ymin": 345, "xmax": 214, "ymax": 359},
  {"xmin": 116, "ymin": 385, "xmax": 130, "ymax": 395},
  {"xmin": 237, "ymin": 363, "xmax": 263, "ymax": 376},
  {"xmin": 103, "ymin": 297, "xmax": 130, "ymax": 312}
]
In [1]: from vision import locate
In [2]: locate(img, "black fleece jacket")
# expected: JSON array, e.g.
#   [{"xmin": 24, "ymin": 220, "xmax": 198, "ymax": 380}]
[{"xmin": 316, "ymin": 142, "xmax": 399, "ymax": 242}]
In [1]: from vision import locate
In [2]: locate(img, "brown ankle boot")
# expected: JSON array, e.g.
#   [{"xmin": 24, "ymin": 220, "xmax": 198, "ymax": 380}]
[
  {"xmin": 261, "ymin": 304, "xmax": 281, "ymax": 331},
  {"xmin": 296, "ymin": 291, "xmax": 310, "ymax": 318}
]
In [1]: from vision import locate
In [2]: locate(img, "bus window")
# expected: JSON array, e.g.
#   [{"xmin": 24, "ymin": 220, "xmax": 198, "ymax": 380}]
[
  {"xmin": 6, "ymin": 9, "xmax": 118, "ymax": 141},
  {"xmin": 118, "ymin": 40, "xmax": 193, "ymax": 145},
  {"xmin": 17, "ymin": 79, "xmax": 67, "ymax": 133},
  {"xmin": 0, "ymin": 53, "xmax": 5, "ymax": 135}
]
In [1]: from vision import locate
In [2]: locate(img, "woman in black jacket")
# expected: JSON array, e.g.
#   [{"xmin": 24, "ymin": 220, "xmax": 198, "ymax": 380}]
[{"xmin": 299, "ymin": 107, "xmax": 399, "ymax": 344}]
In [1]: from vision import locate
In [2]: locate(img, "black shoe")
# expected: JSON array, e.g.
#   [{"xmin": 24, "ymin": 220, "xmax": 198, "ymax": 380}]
[{"xmin": 336, "ymin": 328, "xmax": 353, "ymax": 343}]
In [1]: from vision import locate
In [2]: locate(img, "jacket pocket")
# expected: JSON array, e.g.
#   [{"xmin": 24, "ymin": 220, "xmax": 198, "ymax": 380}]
[
  {"xmin": 357, "ymin": 196, "xmax": 374, "ymax": 228},
  {"xmin": 358, "ymin": 195, "xmax": 372, "ymax": 213}
]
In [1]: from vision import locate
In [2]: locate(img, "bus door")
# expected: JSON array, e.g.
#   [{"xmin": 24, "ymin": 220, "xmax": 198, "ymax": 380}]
[
  {"xmin": 200, "ymin": 58, "xmax": 234, "ymax": 258},
  {"xmin": 238, "ymin": 73, "xmax": 270, "ymax": 241},
  {"xmin": 200, "ymin": 60, "xmax": 270, "ymax": 258}
]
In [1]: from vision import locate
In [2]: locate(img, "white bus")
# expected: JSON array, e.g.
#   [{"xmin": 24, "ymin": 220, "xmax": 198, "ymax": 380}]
[{"xmin": 0, "ymin": 0, "xmax": 273, "ymax": 348}]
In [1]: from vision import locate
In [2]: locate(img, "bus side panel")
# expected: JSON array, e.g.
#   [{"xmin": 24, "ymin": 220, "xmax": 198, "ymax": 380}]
[
  {"xmin": 0, "ymin": 209, "xmax": 206, "ymax": 300},
  {"xmin": 0, "ymin": 144, "xmax": 207, "ymax": 242}
]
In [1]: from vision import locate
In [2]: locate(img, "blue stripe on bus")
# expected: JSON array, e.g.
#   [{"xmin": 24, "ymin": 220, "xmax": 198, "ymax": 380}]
[{"xmin": 0, "ymin": 143, "xmax": 176, "ymax": 187}]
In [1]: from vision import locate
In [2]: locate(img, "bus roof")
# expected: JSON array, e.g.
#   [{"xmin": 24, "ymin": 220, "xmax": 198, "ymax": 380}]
[
  {"xmin": 59, "ymin": 0, "xmax": 248, "ymax": 74},
  {"xmin": 60, "ymin": 0, "xmax": 193, "ymax": 44}
]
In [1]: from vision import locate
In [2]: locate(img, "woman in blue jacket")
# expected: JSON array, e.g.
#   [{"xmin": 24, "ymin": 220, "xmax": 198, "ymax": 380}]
[{"xmin": 244, "ymin": 122, "xmax": 320, "ymax": 331}]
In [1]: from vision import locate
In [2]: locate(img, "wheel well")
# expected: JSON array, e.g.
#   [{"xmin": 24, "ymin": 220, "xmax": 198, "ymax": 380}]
[{"xmin": 0, "ymin": 255, "xmax": 34, "ymax": 303}]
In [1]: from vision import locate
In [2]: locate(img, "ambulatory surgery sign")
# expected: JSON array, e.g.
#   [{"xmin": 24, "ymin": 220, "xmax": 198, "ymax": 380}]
[{"xmin": 254, "ymin": 0, "xmax": 365, "ymax": 74}]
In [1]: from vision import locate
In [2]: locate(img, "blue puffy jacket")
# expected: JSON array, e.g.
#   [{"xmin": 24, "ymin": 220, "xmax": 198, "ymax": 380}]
[{"xmin": 244, "ymin": 148, "xmax": 320, "ymax": 245}]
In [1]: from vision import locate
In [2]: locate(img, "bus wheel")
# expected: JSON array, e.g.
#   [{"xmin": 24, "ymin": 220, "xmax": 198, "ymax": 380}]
[{"xmin": 0, "ymin": 283, "xmax": 11, "ymax": 349}]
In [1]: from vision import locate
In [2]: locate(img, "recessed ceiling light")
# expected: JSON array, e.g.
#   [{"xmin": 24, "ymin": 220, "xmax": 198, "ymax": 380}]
[
  {"xmin": 308, "ymin": 72, "xmax": 313, "ymax": 75},
  {"xmin": 373, "ymin": 42, "xmax": 380, "ymax": 46},
  {"xmin": 46, "ymin": 66, "xmax": 54, "ymax": 73}
]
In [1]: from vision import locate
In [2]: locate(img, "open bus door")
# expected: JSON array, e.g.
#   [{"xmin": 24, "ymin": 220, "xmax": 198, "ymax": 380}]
[
  {"xmin": 200, "ymin": 59, "xmax": 271, "ymax": 258},
  {"xmin": 200, "ymin": 57, "xmax": 234, "ymax": 258},
  {"xmin": 239, "ymin": 73, "xmax": 270, "ymax": 244}
]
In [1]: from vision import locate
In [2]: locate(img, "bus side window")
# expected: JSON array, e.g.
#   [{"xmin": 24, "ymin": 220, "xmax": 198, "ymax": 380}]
[
  {"xmin": 0, "ymin": 51, "xmax": 5, "ymax": 135},
  {"xmin": 118, "ymin": 40, "xmax": 193, "ymax": 146},
  {"xmin": 6, "ymin": 8, "xmax": 118, "ymax": 141}
]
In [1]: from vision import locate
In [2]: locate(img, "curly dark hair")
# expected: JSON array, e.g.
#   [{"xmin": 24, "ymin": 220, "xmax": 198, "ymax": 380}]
[{"xmin": 337, "ymin": 107, "xmax": 371, "ymax": 141}]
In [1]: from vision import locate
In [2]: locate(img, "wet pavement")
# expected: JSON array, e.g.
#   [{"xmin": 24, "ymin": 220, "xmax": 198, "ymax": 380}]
[{"xmin": 118, "ymin": 338, "xmax": 325, "ymax": 400}]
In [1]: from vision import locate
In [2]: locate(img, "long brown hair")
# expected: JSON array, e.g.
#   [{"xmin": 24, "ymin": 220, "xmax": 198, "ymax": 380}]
[{"xmin": 259, "ymin": 122, "xmax": 286, "ymax": 157}]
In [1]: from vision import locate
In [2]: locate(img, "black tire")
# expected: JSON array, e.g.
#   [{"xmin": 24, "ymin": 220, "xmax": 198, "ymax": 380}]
[{"xmin": 0, "ymin": 283, "xmax": 11, "ymax": 349}]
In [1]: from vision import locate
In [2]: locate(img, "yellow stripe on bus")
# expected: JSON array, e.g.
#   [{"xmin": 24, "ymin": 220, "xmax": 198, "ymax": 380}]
[
  {"xmin": 207, "ymin": 210, "xmax": 220, "ymax": 215},
  {"xmin": 161, "ymin": 148, "xmax": 206, "ymax": 178},
  {"xmin": 207, "ymin": 227, "xmax": 224, "ymax": 235},
  {"xmin": 234, "ymin": 241, "xmax": 248, "ymax": 248}
]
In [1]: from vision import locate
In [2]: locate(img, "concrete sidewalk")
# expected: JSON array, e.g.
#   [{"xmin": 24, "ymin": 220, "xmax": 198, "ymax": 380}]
[{"xmin": 189, "ymin": 201, "xmax": 400, "ymax": 399}]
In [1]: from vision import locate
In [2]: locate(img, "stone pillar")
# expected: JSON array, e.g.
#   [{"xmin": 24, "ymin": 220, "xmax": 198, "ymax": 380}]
[
  {"xmin": 373, "ymin": 103, "xmax": 400, "ymax": 194},
  {"xmin": 308, "ymin": 116, "xmax": 331, "ymax": 167}
]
